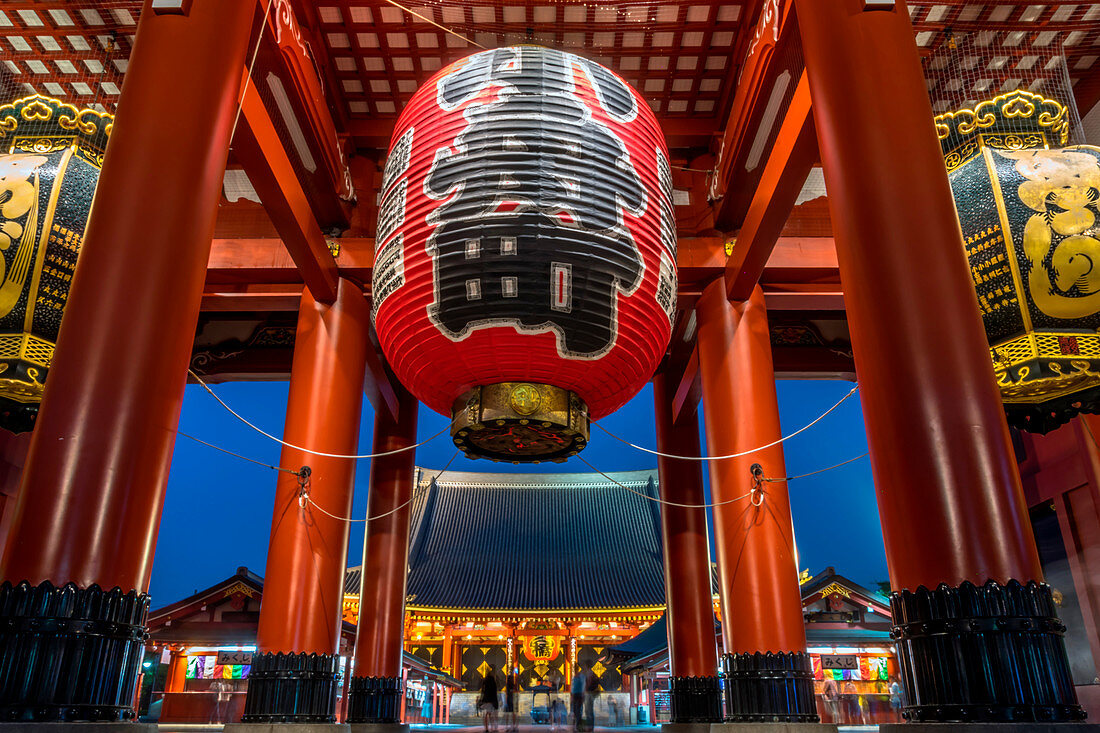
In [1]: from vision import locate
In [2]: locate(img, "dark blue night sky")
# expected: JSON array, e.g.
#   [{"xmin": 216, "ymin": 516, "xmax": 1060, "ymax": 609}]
[{"xmin": 150, "ymin": 379, "xmax": 885, "ymax": 606}]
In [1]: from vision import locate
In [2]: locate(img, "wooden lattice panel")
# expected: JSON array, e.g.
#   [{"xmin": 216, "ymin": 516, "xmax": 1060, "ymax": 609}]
[
  {"xmin": 3, "ymin": 1, "xmax": 1100, "ymax": 149},
  {"xmin": 305, "ymin": 1, "xmax": 749, "ymax": 123}
]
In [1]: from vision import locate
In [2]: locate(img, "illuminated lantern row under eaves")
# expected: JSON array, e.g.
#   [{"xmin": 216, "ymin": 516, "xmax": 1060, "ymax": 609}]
[
  {"xmin": 937, "ymin": 90, "xmax": 1100, "ymax": 434},
  {"xmin": 372, "ymin": 46, "xmax": 676, "ymax": 462}
]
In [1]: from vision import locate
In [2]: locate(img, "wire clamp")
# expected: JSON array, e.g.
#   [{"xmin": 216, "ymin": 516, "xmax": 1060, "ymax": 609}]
[
  {"xmin": 750, "ymin": 463, "xmax": 766, "ymax": 507},
  {"xmin": 297, "ymin": 465, "xmax": 312, "ymax": 508}
]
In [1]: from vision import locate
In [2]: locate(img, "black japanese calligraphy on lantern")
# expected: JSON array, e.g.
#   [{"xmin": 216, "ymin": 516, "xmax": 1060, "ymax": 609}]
[{"xmin": 424, "ymin": 47, "xmax": 648, "ymax": 359}]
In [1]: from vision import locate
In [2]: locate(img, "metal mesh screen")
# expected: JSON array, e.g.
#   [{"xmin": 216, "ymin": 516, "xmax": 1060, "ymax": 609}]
[
  {"xmin": 923, "ymin": 33, "xmax": 1085, "ymax": 145},
  {"xmin": 0, "ymin": 2, "xmax": 143, "ymax": 114},
  {"xmin": 914, "ymin": 3, "xmax": 1100, "ymax": 148},
  {"xmin": 306, "ymin": 0, "xmax": 748, "ymax": 122}
]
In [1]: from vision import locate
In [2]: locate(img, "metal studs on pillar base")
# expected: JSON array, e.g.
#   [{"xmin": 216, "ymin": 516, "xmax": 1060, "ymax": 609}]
[
  {"xmin": 669, "ymin": 676, "xmax": 723, "ymax": 723},
  {"xmin": 719, "ymin": 652, "xmax": 818, "ymax": 724},
  {"xmin": 0, "ymin": 580, "xmax": 150, "ymax": 723},
  {"xmin": 238, "ymin": 652, "xmax": 341, "ymax": 723},
  {"xmin": 883, "ymin": 580, "xmax": 1093, "ymax": 730}
]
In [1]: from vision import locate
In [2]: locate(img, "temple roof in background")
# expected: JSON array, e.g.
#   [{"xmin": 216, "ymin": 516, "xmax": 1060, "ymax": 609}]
[
  {"xmin": 800, "ymin": 566, "xmax": 892, "ymax": 615},
  {"xmin": 345, "ymin": 467, "xmax": 666, "ymax": 612}
]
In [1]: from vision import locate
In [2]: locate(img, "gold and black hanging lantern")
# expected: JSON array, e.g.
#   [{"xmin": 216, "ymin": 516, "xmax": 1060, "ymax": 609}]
[
  {"xmin": 0, "ymin": 95, "xmax": 111, "ymax": 433},
  {"xmin": 937, "ymin": 90, "xmax": 1100, "ymax": 433}
]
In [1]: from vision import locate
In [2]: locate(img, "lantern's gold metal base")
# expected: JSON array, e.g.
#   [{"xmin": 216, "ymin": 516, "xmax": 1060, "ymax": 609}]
[
  {"xmin": 0, "ymin": 332, "xmax": 53, "ymax": 431},
  {"xmin": 451, "ymin": 383, "xmax": 589, "ymax": 463},
  {"xmin": 992, "ymin": 331, "xmax": 1100, "ymax": 404}
]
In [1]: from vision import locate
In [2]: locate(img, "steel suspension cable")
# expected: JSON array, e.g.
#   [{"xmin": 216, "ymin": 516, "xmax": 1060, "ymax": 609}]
[
  {"xmin": 188, "ymin": 369, "xmax": 449, "ymax": 459},
  {"xmin": 177, "ymin": 429, "xmax": 301, "ymax": 475},
  {"xmin": 301, "ymin": 451, "xmax": 460, "ymax": 523},
  {"xmin": 760, "ymin": 452, "xmax": 870, "ymax": 482},
  {"xmin": 576, "ymin": 454, "xmax": 756, "ymax": 509},
  {"xmin": 591, "ymin": 384, "xmax": 859, "ymax": 461},
  {"xmin": 577, "ymin": 450, "xmax": 870, "ymax": 509}
]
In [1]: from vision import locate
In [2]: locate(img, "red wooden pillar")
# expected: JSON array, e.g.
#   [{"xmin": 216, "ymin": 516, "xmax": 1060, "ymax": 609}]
[
  {"xmin": 242, "ymin": 279, "xmax": 369, "ymax": 721},
  {"xmin": 347, "ymin": 392, "xmax": 418, "ymax": 723},
  {"xmin": 795, "ymin": 0, "xmax": 1080, "ymax": 724},
  {"xmin": 652, "ymin": 370, "xmax": 721, "ymax": 722},
  {"xmin": 0, "ymin": 431, "xmax": 30, "ymax": 554},
  {"xmin": 442, "ymin": 625, "xmax": 454, "ymax": 679},
  {"xmin": 0, "ymin": 1, "xmax": 253, "ymax": 721},
  {"xmin": 696, "ymin": 283, "xmax": 813, "ymax": 722},
  {"xmin": 165, "ymin": 649, "xmax": 188, "ymax": 694}
]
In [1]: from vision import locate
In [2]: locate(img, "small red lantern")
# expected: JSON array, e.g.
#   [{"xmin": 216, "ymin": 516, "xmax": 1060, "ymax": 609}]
[{"xmin": 372, "ymin": 47, "xmax": 675, "ymax": 462}]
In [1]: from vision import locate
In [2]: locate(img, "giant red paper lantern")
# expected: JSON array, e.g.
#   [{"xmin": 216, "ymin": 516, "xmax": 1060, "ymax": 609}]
[{"xmin": 372, "ymin": 47, "xmax": 675, "ymax": 462}]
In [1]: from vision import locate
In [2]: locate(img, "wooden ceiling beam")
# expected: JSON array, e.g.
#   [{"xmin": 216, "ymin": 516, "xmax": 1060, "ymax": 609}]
[
  {"xmin": 205, "ymin": 237, "xmax": 375, "ymax": 284},
  {"xmin": 709, "ymin": 0, "xmax": 799, "ymax": 220},
  {"xmin": 233, "ymin": 75, "xmax": 341, "ymax": 303},
  {"xmin": 1073, "ymin": 66, "xmax": 1100, "ymax": 123},
  {"xmin": 347, "ymin": 117, "xmax": 398, "ymax": 150},
  {"xmin": 724, "ymin": 71, "xmax": 817, "ymax": 301},
  {"xmin": 254, "ymin": 1, "xmax": 354, "ymax": 225},
  {"xmin": 762, "ymin": 290, "xmax": 845, "ymax": 312}
]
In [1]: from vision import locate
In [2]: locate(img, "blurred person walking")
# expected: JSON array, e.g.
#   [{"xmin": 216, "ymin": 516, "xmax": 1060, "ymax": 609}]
[
  {"xmin": 583, "ymin": 662, "xmax": 599, "ymax": 730},
  {"xmin": 571, "ymin": 663, "xmax": 585, "ymax": 731},
  {"xmin": 889, "ymin": 676, "xmax": 905, "ymax": 722},
  {"xmin": 822, "ymin": 678, "xmax": 840, "ymax": 724},
  {"xmin": 480, "ymin": 664, "xmax": 500, "ymax": 733},
  {"xmin": 209, "ymin": 678, "xmax": 233, "ymax": 723},
  {"xmin": 505, "ymin": 667, "xmax": 519, "ymax": 732}
]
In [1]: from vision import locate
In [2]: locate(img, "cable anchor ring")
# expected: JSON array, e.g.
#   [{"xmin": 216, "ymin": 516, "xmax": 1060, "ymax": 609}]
[
  {"xmin": 750, "ymin": 463, "xmax": 766, "ymax": 506},
  {"xmin": 297, "ymin": 465, "xmax": 312, "ymax": 508}
]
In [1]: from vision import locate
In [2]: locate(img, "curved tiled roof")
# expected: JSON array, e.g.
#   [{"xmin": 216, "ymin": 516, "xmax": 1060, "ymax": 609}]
[{"xmin": 347, "ymin": 467, "xmax": 665, "ymax": 611}]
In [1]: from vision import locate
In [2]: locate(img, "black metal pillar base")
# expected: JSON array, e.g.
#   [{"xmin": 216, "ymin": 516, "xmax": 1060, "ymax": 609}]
[
  {"xmin": 346, "ymin": 677, "xmax": 402, "ymax": 725},
  {"xmin": 224, "ymin": 724, "xmax": 349, "ymax": 733},
  {"xmin": 0, "ymin": 724, "xmax": 159, "ymax": 733},
  {"xmin": 348, "ymin": 723, "xmax": 409, "ymax": 733},
  {"xmin": 720, "ymin": 652, "xmax": 818, "ymax": 723},
  {"xmin": 709, "ymin": 725, "xmax": 837, "ymax": 732},
  {"xmin": 880, "ymin": 725, "xmax": 1100, "ymax": 732},
  {"xmin": 0, "ymin": 580, "xmax": 149, "ymax": 723},
  {"xmin": 670, "ymin": 676, "xmax": 723, "ymax": 723},
  {"xmin": 240, "ymin": 652, "xmax": 340, "ymax": 723},
  {"xmin": 892, "ymin": 580, "xmax": 1086, "ymax": 724}
]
